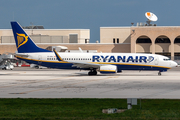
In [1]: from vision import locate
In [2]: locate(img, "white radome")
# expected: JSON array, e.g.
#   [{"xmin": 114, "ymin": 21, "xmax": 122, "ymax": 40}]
[{"xmin": 145, "ymin": 12, "xmax": 158, "ymax": 21}]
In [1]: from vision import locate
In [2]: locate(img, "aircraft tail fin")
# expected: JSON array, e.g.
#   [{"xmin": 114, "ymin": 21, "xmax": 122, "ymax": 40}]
[{"xmin": 11, "ymin": 21, "xmax": 50, "ymax": 53}]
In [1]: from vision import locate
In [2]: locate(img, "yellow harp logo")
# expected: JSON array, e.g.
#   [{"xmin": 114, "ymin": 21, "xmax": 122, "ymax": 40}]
[{"xmin": 16, "ymin": 33, "xmax": 28, "ymax": 48}]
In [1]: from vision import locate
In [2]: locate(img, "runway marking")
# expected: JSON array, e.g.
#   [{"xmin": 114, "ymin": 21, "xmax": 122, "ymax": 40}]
[{"xmin": 14, "ymin": 76, "xmax": 113, "ymax": 94}]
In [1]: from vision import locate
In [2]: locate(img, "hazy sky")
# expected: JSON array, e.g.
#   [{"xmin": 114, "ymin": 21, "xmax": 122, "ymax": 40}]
[{"xmin": 0, "ymin": 0, "xmax": 179, "ymax": 42}]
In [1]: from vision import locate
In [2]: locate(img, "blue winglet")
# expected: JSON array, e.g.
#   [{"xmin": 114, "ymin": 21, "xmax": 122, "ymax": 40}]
[{"xmin": 53, "ymin": 49, "xmax": 63, "ymax": 61}]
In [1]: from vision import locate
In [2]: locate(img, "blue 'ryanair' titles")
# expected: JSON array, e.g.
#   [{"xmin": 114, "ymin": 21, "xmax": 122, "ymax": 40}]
[{"xmin": 92, "ymin": 55, "xmax": 154, "ymax": 63}]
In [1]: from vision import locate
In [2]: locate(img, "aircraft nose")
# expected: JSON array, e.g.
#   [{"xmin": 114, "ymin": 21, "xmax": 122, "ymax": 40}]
[{"xmin": 171, "ymin": 61, "xmax": 178, "ymax": 67}]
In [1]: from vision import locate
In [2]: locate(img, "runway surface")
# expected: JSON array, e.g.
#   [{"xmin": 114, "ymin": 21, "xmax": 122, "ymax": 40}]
[{"xmin": 0, "ymin": 67, "xmax": 180, "ymax": 98}]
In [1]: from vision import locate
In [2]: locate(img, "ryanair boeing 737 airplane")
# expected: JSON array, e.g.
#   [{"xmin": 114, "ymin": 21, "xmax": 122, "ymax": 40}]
[{"xmin": 11, "ymin": 21, "xmax": 178, "ymax": 75}]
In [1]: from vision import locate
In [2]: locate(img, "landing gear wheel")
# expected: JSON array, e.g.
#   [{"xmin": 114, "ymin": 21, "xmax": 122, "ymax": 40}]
[
  {"xmin": 35, "ymin": 66, "xmax": 39, "ymax": 69},
  {"xmin": 88, "ymin": 72, "xmax": 92, "ymax": 75},
  {"xmin": 158, "ymin": 71, "xmax": 161, "ymax": 76},
  {"xmin": 2, "ymin": 67, "xmax": 6, "ymax": 70},
  {"xmin": 88, "ymin": 70, "xmax": 97, "ymax": 76}
]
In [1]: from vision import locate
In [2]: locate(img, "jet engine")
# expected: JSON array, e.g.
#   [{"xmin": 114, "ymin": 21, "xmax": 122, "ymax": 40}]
[{"xmin": 99, "ymin": 65, "xmax": 117, "ymax": 74}]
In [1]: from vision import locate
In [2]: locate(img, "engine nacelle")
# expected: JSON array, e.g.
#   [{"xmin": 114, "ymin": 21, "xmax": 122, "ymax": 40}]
[{"xmin": 99, "ymin": 65, "xmax": 117, "ymax": 74}]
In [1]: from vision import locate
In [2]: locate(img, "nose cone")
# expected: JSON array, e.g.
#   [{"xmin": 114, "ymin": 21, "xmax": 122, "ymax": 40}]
[{"xmin": 171, "ymin": 61, "xmax": 178, "ymax": 68}]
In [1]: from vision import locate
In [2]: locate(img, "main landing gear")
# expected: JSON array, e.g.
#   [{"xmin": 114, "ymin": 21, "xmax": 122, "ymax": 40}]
[
  {"xmin": 88, "ymin": 69, "xmax": 97, "ymax": 75},
  {"xmin": 158, "ymin": 71, "xmax": 161, "ymax": 76}
]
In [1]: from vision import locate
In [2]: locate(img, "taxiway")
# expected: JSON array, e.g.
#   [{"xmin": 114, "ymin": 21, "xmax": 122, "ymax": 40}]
[{"xmin": 0, "ymin": 67, "xmax": 179, "ymax": 98}]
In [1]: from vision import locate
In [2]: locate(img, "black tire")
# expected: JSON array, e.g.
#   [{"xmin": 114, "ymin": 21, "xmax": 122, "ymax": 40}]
[
  {"xmin": 93, "ymin": 71, "xmax": 97, "ymax": 75},
  {"xmin": 88, "ymin": 70, "xmax": 97, "ymax": 76},
  {"xmin": 158, "ymin": 72, "xmax": 161, "ymax": 76},
  {"xmin": 35, "ymin": 66, "xmax": 39, "ymax": 69}
]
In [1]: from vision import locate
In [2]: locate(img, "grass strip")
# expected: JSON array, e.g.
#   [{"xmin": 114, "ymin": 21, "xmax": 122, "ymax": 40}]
[{"xmin": 0, "ymin": 98, "xmax": 180, "ymax": 119}]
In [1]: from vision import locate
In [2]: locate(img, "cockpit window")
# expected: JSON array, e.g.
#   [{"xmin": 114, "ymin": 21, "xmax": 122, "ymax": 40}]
[{"xmin": 163, "ymin": 58, "xmax": 171, "ymax": 61}]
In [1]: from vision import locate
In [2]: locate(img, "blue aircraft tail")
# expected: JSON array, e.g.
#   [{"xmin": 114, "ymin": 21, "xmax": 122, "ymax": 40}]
[{"xmin": 11, "ymin": 21, "xmax": 51, "ymax": 53}]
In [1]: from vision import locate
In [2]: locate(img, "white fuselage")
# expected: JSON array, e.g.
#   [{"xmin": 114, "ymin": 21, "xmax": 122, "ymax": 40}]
[{"xmin": 16, "ymin": 52, "xmax": 177, "ymax": 72}]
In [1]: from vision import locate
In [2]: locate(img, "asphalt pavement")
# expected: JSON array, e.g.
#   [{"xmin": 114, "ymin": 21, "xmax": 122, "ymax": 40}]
[{"xmin": 0, "ymin": 67, "xmax": 179, "ymax": 98}]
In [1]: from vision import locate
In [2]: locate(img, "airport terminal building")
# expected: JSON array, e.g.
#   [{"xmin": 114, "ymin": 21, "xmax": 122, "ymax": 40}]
[
  {"xmin": 100, "ymin": 25, "xmax": 180, "ymax": 60},
  {"xmin": 0, "ymin": 24, "xmax": 180, "ymax": 60}
]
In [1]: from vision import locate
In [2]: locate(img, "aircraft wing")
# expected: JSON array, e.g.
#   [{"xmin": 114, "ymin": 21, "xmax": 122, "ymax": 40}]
[
  {"xmin": 53, "ymin": 50, "xmax": 101, "ymax": 69},
  {"xmin": 15, "ymin": 53, "xmax": 29, "ymax": 58},
  {"xmin": 71, "ymin": 61, "xmax": 100, "ymax": 68}
]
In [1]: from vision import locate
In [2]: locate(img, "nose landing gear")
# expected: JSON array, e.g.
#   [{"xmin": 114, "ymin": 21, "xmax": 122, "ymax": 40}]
[{"xmin": 158, "ymin": 71, "xmax": 161, "ymax": 76}]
